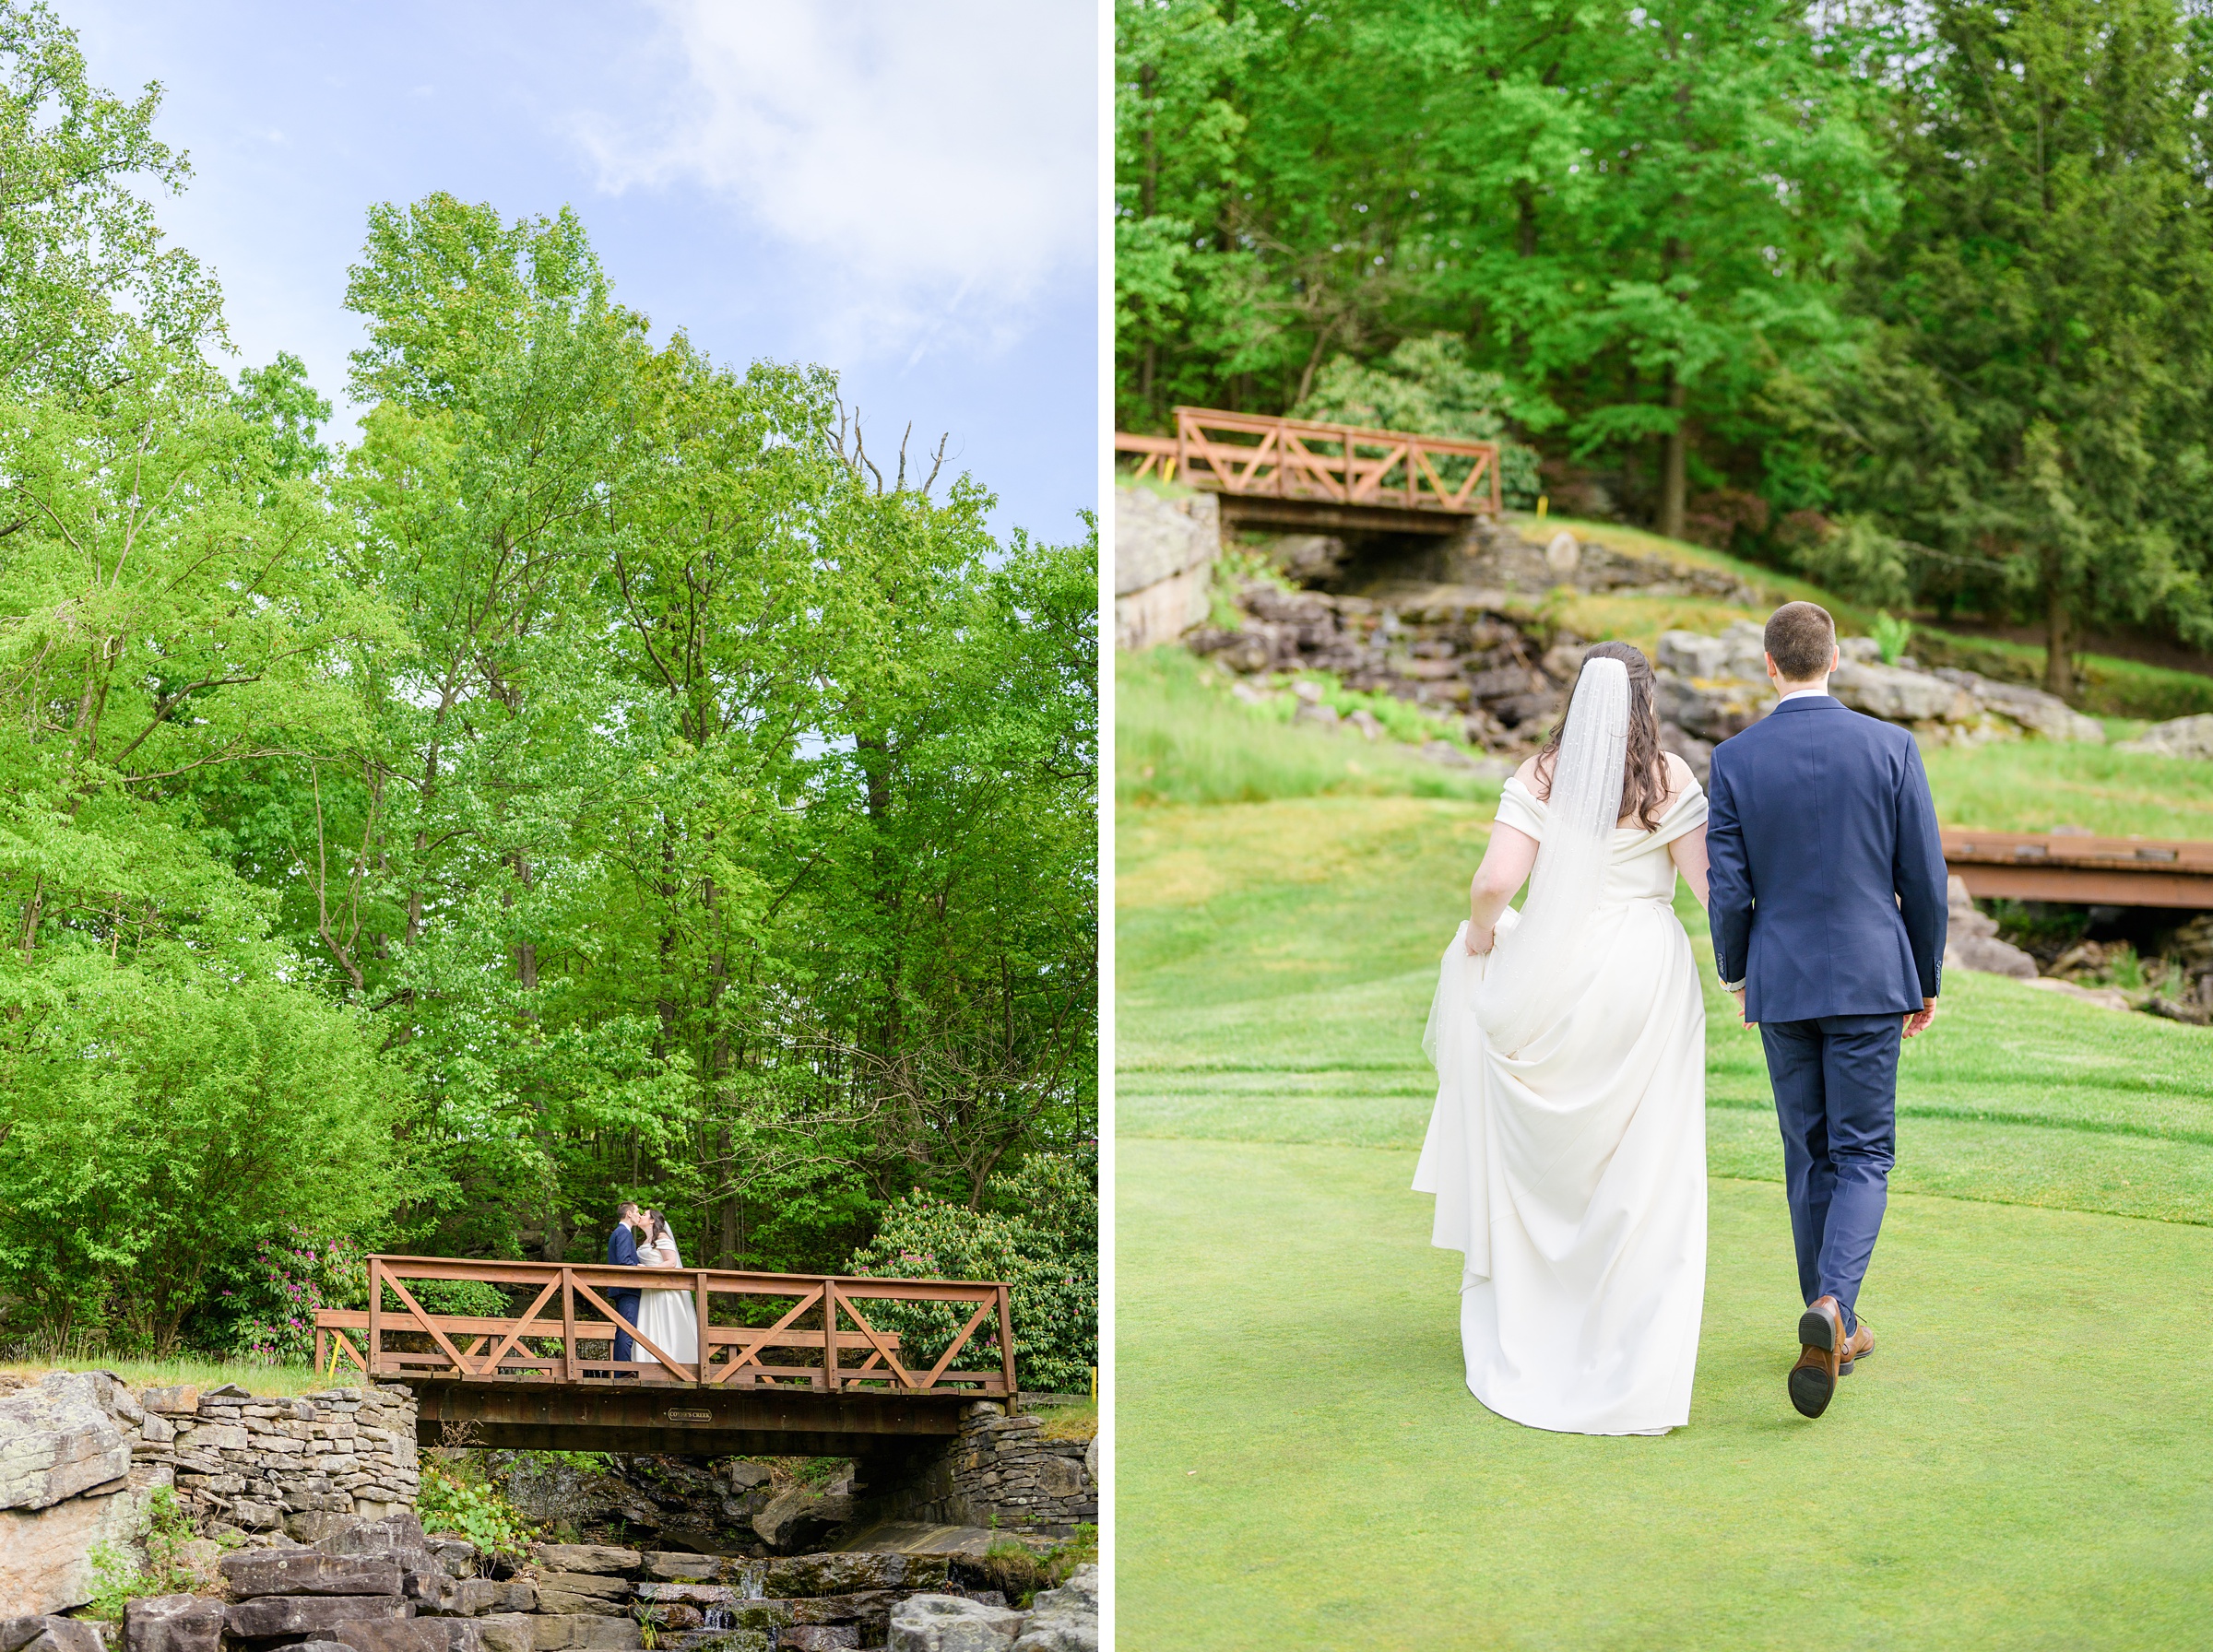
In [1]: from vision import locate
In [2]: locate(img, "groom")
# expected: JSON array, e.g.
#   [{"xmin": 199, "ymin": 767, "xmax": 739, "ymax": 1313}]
[
  {"xmin": 1706, "ymin": 602, "xmax": 1948, "ymax": 1420},
  {"xmin": 606, "ymin": 1200, "xmax": 645, "ymax": 1375}
]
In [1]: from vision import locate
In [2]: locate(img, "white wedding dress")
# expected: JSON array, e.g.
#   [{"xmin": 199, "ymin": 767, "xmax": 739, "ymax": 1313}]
[
  {"xmin": 635, "ymin": 1235, "xmax": 700, "ymax": 1368},
  {"xmin": 1414, "ymin": 692, "xmax": 1710, "ymax": 1435}
]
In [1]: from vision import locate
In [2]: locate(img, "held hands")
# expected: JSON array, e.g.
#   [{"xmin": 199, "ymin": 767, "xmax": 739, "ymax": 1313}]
[
  {"xmin": 1734, "ymin": 989, "xmax": 1754, "ymax": 1029},
  {"xmin": 1904, "ymin": 997, "xmax": 1938, "ymax": 1038}
]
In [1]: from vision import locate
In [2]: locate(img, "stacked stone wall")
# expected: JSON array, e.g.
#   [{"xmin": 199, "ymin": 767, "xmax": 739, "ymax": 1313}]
[
  {"xmin": 133, "ymin": 1383, "xmax": 420, "ymax": 1540},
  {"xmin": 863, "ymin": 1406, "xmax": 1094, "ymax": 1539}
]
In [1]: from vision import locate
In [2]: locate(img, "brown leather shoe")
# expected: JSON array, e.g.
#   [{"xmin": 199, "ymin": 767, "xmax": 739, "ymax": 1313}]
[
  {"xmin": 1790, "ymin": 1295, "xmax": 1846, "ymax": 1418},
  {"xmin": 1838, "ymin": 1319, "xmax": 1875, "ymax": 1375}
]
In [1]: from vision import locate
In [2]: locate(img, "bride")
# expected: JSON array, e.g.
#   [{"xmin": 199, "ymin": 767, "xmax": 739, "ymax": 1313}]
[
  {"xmin": 1414, "ymin": 643, "xmax": 1711, "ymax": 1435},
  {"xmin": 634, "ymin": 1210, "xmax": 700, "ymax": 1373}
]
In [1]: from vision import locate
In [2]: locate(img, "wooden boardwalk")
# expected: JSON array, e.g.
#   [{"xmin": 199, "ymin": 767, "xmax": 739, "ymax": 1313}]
[
  {"xmin": 1117, "ymin": 407, "xmax": 1501, "ymax": 534},
  {"xmin": 315, "ymin": 1255, "xmax": 1016, "ymax": 1454}
]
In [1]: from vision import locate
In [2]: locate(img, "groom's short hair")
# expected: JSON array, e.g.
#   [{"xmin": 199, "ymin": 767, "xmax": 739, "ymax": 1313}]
[
  {"xmin": 616, "ymin": 1199, "xmax": 641, "ymax": 1221},
  {"xmin": 1766, "ymin": 602, "xmax": 1836, "ymax": 682}
]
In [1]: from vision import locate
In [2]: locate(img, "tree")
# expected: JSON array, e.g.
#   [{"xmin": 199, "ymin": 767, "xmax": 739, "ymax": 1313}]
[
  {"xmin": 1114, "ymin": 0, "xmax": 1891, "ymax": 538},
  {"xmin": 1781, "ymin": 0, "xmax": 2213, "ymax": 694}
]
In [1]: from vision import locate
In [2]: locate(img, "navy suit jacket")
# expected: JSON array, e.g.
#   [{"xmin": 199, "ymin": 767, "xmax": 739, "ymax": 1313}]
[
  {"xmin": 1707, "ymin": 694, "xmax": 1948, "ymax": 1024},
  {"xmin": 606, "ymin": 1223, "xmax": 641, "ymax": 1273}
]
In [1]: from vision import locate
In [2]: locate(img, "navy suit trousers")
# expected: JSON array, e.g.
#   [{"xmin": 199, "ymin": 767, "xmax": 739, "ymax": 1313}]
[
  {"xmin": 608, "ymin": 1288, "xmax": 643, "ymax": 1366},
  {"xmin": 1759, "ymin": 1012, "xmax": 1901, "ymax": 1332}
]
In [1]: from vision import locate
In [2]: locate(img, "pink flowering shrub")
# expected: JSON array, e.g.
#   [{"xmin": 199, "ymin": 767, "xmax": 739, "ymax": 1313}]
[{"xmin": 224, "ymin": 1228, "xmax": 367, "ymax": 1365}]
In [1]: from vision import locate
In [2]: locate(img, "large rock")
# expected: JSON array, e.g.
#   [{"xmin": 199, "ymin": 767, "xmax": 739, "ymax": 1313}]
[
  {"xmin": 532, "ymin": 1575, "xmax": 630, "ymax": 1601},
  {"xmin": 0, "ymin": 1619, "xmax": 101, "ymax": 1652},
  {"xmin": 1659, "ymin": 621, "xmax": 1769, "ymax": 684},
  {"xmin": 1654, "ymin": 669, "xmax": 1770, "ymax": 742},
  {"xmin": 777, "ymin": 1630, "xmax": 859, "ymax": 1652},
  {"xmin": 1944, "ymin": 877, "xmax": 2039, "ymax": 980},
  {"xmin": 332, "ymin": 1622, "xmax": 483, "ymax": 1652},
  {"xmin": 0, "ymin": 1475, "xmax": 149, "ymax": 1615},
  {"xmin": 0, "ymin": 1374, "xmax": 132, "ymax": 1513},
  {"xmin": 887, "ymin": 1596, "xmax": 1023, "ymax": 1652},
  {"xmin": 529, "ymin": 1546, "xmax": 640, "ymax": 1577},
  {"xmin": 752, "ymin": 1490, "xmax": 854, "ymax": 1555},
  {"xmin": 533, "ymin": 1594, "xmax": 626, "ymax": 1620},
  {"xmin": 1012, "ymin": 1564, "xmax": 1099, "ymax": 1652},
  {"xmin": 2118, "ymin": 712, "xmax": 2213, "ymax": 760},
  {"xmin": 224, "ymin": 1596, "xmax": 416, "ymax": 1641},
  {"xmin": 1830, "ymin": 661, "xmax": 1974, "ymax": 724},
  {"xmin": 221, "ymin": 1552, "xmax": 403, "ymax": 1599},
  {"xmin": 1115, "ymin": 485, "xmax": 1220, "ymax": 650},
  {"xmin": 766, "ymin": 1553, "xmax": 947, "ymax": 1598},
  {"xmin": 474, "ymin": 1618, "xmax": 534, "ymax": 1652},
  {"xmin": 318, "ymin": 1513, "xmax": 439, "ymax": 1575},
  {"xmin": 124, "ymin": 1595, "xmax": 224, "ymax": 1652},
  {"xmin": 528, "ymin": 1620, "xmax": 640, "ymax": 1652},
  {"xmin": 645, "ymin": 1554, "xmax": 719, "ymax": 1583},
  {"xmin": 415, "ymin": 1579, "xmax": 506, "ymax": 1618},
  {"xmin": 1933, "ymin": 669, "xmax": 2104, "ymax": 742},
  {"xmin": 633, "ymin": 1585, "xmax": 736, "ymax": 1609}
]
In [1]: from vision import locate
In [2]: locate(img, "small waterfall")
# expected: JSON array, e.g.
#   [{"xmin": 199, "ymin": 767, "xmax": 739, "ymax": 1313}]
[{"xmin": 701, "ymin": 1610, "xmax": 732, "ymax": 1631}]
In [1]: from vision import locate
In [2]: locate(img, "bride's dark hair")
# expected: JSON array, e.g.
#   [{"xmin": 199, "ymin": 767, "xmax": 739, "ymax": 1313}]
[{"xmin": 1532, "ymin": 641, "xmax": 1668, "ymax": 830}]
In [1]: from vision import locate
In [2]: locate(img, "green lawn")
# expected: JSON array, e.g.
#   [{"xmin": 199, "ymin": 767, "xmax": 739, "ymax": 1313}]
[{"xmin": 1116, "ymin": 727, "xmax": 2213, "ymax": 1646}]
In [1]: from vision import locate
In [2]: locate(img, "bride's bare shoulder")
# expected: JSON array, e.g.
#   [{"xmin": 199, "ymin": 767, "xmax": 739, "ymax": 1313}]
[
  {"xmin": 1515, "ymin": 753, "xmax": 1552, "ymax": 799},
  {"xmin": 1655, "ymin": 751, "xmax": 1696, "ymax": 808}
]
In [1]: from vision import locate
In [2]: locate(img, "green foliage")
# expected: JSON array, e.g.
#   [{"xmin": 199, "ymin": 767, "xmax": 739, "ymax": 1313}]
[
  {"xmin": 975, "ymin": 1527, "xmax": 1098, "ymax": 1611},
  {"xmin": 1118, "ymin": 0, "xmax": 2213, "ymax": 686},
  {"xmin": 387, "ymin": 1279, "xmax": 509, "ymax": 1319},
  {"xmin": 848, "ymin": 1152, "xmax": 1098, "ymax": 1393},
  {"xmin": 417, "ymin": 1456, "xmax": 540, "ymax": 1560},
  {"xmin": 1295, "ymin": 335, "xmax": 1543, "ymax": 507},
  {"xmin": 0, "ymin": 6, "xmax": 1096, "ymax": 1372},
  {"xmin": 84, "ymin": 1485, "xmax": 196, "ymax": 1620},
  {"xmin": 1872, "ymin": 611, "xmax": 1913, "ymax": 667},
  {"xmin": 1117, "ymin": 0, "xmax": 1892, "ymax": 519}
]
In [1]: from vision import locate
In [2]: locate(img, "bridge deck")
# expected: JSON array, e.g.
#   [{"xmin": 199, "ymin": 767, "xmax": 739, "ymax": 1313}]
[{"xmin": 317, "ymin": 1256, "xmax": 1017, "ymax": 1446}]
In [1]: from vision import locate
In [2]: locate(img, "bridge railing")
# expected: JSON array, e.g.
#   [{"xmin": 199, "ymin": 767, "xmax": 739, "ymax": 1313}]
[
  {"xmin": 314, "ymin": 1255, "xmax": 1016, "ymax": 1399},
  {"xmin": 1114, "ymin": 407, "xmax": 1501, "ymax": 515}
]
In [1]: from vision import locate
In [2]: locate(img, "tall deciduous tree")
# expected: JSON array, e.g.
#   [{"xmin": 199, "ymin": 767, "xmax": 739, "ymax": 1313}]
[{"xmin": 1784, "ymin": 0, "xmax": 2213, "ymax": 693}]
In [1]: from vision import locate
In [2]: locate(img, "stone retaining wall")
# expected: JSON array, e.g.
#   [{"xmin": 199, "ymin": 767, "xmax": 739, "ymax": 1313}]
[
  {"xmin": 864, "ymin": 1406, "xmax": 1094, "ymax": 1540},
  {"xmin": 132, "ymin": 1384, "xmax": 420, "ymax": 1541}
]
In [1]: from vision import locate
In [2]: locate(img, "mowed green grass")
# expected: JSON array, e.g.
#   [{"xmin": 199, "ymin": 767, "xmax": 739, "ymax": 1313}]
[{"xmin": 1116, "ymin": 778, "xmax": 2213, "ymax": 1647}]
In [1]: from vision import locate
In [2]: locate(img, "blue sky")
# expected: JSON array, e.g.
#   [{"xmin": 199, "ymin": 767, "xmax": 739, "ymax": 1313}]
[{"xmin": 66, "ymin": 0, "xmax": 1098, "ymax": 545}]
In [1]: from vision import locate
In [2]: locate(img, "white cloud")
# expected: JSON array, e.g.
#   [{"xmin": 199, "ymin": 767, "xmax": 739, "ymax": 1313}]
[{"xmin": 574, "ymin": 0, "xmax": 1095, "ymax": 364}]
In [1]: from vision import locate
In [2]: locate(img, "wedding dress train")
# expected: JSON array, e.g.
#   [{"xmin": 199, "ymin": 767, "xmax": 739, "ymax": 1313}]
[{"xmin": 1414, "ymin": 756, "xmax": 1710, "ymax": 1435}]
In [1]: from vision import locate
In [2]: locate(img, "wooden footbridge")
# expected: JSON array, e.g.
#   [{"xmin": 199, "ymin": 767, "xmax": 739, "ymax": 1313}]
[
  {"xmin": 1942, "ymin": 830, "xmax": 2213, "ymax": 909},
  {"xmin": 1117, "ymin": 407, "xmax": 1501, "ymax": 535},
  {"xmin": 314, "ymin": 1256, "xmax": 1015, "ymax": 1457}
]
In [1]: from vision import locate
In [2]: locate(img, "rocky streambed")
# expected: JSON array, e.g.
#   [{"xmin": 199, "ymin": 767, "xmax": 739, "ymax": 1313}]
[
  {"xmin": 8, "ymin": 1510, "xmax": 1096, "ymax": 1652},
  {"xmin": 1193, "ymin": 585, "xmax": 2109, "ymax": 782}
]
